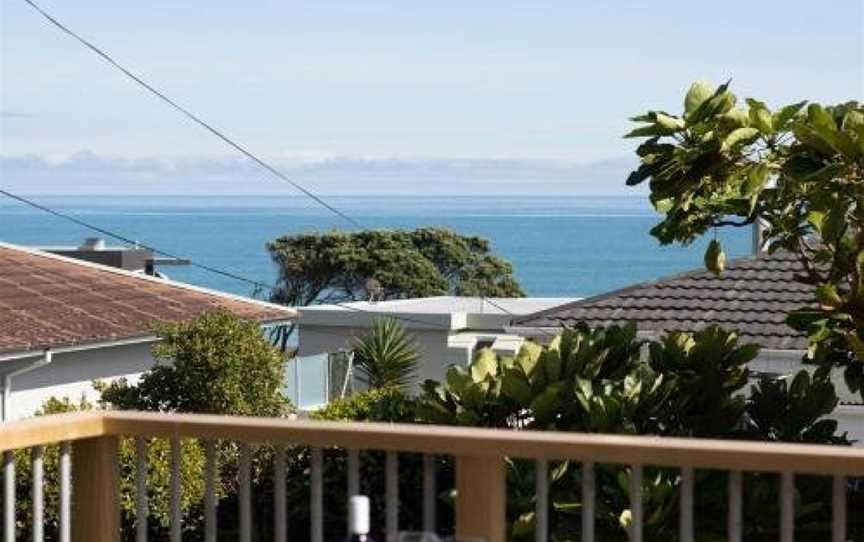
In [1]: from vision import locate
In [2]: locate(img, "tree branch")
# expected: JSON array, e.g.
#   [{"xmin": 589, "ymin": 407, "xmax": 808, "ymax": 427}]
[
  {"xmin": 711, "ymin": 216, "xmax": 756, "ymax": 228},
  {"xmin": 794, "ymin": 237, "xmax": 827, "ymax": 285}
]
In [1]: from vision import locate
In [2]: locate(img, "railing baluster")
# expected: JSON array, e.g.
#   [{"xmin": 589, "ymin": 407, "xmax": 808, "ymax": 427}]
[
  {"xmin": 581, "ymin": 461, "xmax": 595, "ymax": 542},
  {"xmin": 347, "ymin": 448, "xmax": 360, "ymax": 497},
  {"xmin": 204, "ymin": 440, "xmax": 218, "ymax": 542},
  {"xmin": 727, "ymin": 470, "xmax": 742, "ymax": 542},
  {"xmin": 832, "ymin": 475, "xmax": 846, "ymax": 542},
  {"xmin": 239, "ymin": 443, "xmax": 252, "ymax": 542},
  {"xmin": 347, "ymin": 448, "xmax": 360, "ymax": 535},
  {"xmin": 135, "ymin": 438, "xmax": 148, "ymax": 542},
  {"xmin": 32, "ymin": 446, "xmax": 44, "ymax": 542},
  {"xmin": 385, "ymin": 451, "xmax": 399, "ymax": 539},
  {"xmin": 535, "ymin": 459, "xmax": 548, "ymax": 542},
  {"xmin": 679, "ymin": 466, "xmax": 694, "ymax": 542},
  {"xmin": 3, "ymin": 451, "xmax": 14, "ymax": 542},
  {"xmin": 59, "ymin": 442, "xmax": 70, "ymax": 542},
  {"xmin": 780, "ymin": 472, "xmax": 794, "ymax": 542},
  {"xmin": 170, "ymin": 438, "xmax": 182, "ymax": 542},
  {"xmin": 274, "ymin": 446, "xmax": 287, "ymax": 542},
  {"xmin": 422, "ymin": 454, "xmax": 436, "ymax": 534},
  {"xmin": 630, "ymin": 464, "xmax": 643, "ymax": 542},
  {"xmin": 310, "ymin": 447, "xmax": 323, "ymax": 542}
]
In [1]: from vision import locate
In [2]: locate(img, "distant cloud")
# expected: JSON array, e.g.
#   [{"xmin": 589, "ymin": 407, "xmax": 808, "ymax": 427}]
[
  {"xmin": 0, "ymin": 151, "xmax": 643, "ymax": 196},
  {"xmin": 0, "ymin": 111, "xmax": 34, "ymax": 119}
]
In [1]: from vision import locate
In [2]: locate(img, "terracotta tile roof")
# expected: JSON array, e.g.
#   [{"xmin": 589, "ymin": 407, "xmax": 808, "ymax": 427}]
[
  {"xmin": 0, "ymin": 243, "xmax": 294, "ymax": 355},
  {"xmin": 512, "ymin": 251, "xmax": 812, "ymax": 350}
]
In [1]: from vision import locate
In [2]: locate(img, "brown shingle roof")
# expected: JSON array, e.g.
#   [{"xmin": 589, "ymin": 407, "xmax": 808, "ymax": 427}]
[
  {"xmin": 513, "ymin": 251, "xmax": 812, "ymax": 350},
  {"xmin": 0, "ymin": 243, "xmax": 294, "ymax": 355}
]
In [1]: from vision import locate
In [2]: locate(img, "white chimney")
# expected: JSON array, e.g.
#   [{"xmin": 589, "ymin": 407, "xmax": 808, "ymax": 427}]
[{"xmin": 752, "ymin": 219, "xmax": 766, "ymax": 256}]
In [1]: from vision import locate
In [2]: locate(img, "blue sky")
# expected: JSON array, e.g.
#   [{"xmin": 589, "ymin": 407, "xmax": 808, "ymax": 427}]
[{"xmin": 1, "ymin": 0, "xmax": 862, "ymax": 194}]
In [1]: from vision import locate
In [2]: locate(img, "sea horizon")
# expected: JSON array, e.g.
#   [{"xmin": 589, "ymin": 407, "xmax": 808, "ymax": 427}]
[{"xmin": 1, "ymin": 194, "xmax": 752, "ymax": 299}]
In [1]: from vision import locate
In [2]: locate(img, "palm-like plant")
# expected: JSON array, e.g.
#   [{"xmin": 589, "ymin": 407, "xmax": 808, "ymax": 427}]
[{"xmin": 352, "ymin": 318, "xmax": 420, "ymax": 390}]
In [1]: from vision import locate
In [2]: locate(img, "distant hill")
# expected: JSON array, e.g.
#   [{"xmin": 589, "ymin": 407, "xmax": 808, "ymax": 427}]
[{"xmin": 0, "ymin": 152, "xmax": 643, "ymax": 196}]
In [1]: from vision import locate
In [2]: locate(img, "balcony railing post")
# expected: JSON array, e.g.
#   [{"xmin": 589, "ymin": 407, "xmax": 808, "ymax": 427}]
[
  {"xmin": 72, "ymin": 435, "xmax": 120, "ymax": 542},
  {"xmin": 455, "ymin": 454, "xmax": 506, "ymax": 542}
]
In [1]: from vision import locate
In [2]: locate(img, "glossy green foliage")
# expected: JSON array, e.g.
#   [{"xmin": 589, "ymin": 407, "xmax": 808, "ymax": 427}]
[
  {"xmin": 626, "ymin": 81, "xmax": 864, "ymax": 399},
  {"xmin": 313, "ymin": 386, "xmax": 417, "ymax": 422},
  {"xmin": 418, "ymin": 325, "xmax": 848, "ymax": 540}
]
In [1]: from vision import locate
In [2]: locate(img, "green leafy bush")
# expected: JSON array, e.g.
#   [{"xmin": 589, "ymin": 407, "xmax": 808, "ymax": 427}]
[
  {"xmin": 313, "ymin": 386, "xmax": 418, "ymax": 422},
  {"xmin": 100, "ymin": 310, "xmax": 290, "ymax": 417},
  {"xmin": 418, "ymin": 324, "xmax": 849, "ymax": 540},
  {"xmin": 3, "ymin": 398, "xmax": 206, "ymax": 542}
]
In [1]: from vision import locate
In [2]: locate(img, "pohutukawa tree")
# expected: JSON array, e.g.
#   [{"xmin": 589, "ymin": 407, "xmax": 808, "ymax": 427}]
[
  {"xmin": 625, "ymin": 81, "xmax": 864, "ymax": 397},
  {"xmin": 266, "ymin": 227, "xmax": 524, "ymax": 347}
]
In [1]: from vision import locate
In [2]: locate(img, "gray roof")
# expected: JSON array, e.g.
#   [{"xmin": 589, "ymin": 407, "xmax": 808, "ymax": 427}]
[{"xmin": 513, "ymin": 251, "xmax": 812, "ymax": 350}]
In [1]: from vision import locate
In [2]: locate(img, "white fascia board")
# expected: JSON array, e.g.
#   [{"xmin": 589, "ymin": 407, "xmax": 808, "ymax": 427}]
[
  {"xmin": 0, "ymin": 335, "xmax": 159, "ymax": 363},
  {"xmin": 298, "ymin": 308, "xmax": 455, "ymax": 330}
]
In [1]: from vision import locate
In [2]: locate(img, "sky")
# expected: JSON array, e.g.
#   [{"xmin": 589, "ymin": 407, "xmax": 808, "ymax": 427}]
[{"xmin": 1, "ymin": 0, "xmax": 862, "ymax": 195}]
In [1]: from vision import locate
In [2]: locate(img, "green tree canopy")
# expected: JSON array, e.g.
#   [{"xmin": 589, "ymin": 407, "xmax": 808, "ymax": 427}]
[
  {"xmin": 267, "ymin": 227, "xmax": 524, "ymax": 308},
  {"xmin": 625, "ymin": 80, "xmax": 864, "ymax": 396},
  {"xmin": 100, "ymin": 310, "xmax": 289, "ymax": 417}
]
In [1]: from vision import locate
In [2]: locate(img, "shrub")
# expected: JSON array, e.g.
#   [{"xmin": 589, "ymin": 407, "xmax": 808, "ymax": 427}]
[
  {"xmin": 351, "ymin": 318, "xmax": 421, "ymax": 391},
  {"xmin": 418, "ymin": 324, "xmax": 849, "ymax": 540},
  {"xmin": 100, "ymin": 310, "xmax": 290, "ymax": 417},
  {"xmin": 2, "ymin": 397, "xmax": 206, "ymax": 542}
]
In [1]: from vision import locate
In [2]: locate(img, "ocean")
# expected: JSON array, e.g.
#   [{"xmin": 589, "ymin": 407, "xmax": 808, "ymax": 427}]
[{"xmin": 0, "ymin": 195, "xmax": 752, "ymax": 299}]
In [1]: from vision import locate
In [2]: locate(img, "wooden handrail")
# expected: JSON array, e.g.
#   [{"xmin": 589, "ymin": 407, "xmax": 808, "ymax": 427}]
[
  {"xmin": 0, "ymin": 411, "xmax": 105, "ymax": 450},
  {"xmin": 2, "ymin": 410, "xmax": 864, "ymax": 475}
]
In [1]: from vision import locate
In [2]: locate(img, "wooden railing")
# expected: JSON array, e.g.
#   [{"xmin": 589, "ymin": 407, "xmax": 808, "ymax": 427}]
[{"xmin": 2, "ymin": 410, "xmax": 864, "ymax": 542}]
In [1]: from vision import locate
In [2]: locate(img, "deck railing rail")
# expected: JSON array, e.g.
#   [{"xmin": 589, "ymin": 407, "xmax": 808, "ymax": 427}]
[{"xmin": 2, "ymin": 410, "xmax": 863, "ymax": 542}]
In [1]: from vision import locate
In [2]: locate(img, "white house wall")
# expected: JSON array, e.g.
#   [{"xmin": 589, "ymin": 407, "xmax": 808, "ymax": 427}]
[
  {"xmin": 7, "ymin": 342, "xmax": 156, "ymax": 421},
  {"xmin": 299, "ymin": 324, "xmax": 471, "ymax": 388}
]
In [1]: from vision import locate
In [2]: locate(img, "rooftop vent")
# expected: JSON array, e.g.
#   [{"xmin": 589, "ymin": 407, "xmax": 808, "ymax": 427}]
[{"xmin": 79, "ymin": 237, "xmax": 106, "ymax": 251}]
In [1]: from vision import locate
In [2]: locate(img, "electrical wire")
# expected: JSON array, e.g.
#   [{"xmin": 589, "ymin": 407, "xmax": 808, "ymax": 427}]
[
  {"xmin": 0, "ymin": 189, "xmax": 453, "ymax": 330},
  {"xmin": 20, "ymin": 0, "xmax": 363, "ymax": 230},
  {"xmin": 482, "ymin": 296, "xmax": 557, "ymax": 338},
  {"xmin": 14, "ymin": 0, "xmax": 556, "ymax": 339},
  {"xmin": 0, "ymin": 188, "xmax": 274, "ymax": 292}
]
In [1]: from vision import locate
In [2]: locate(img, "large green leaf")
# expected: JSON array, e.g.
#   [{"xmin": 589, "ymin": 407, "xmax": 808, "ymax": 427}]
[
  {"xmin": 501, "ymin": 368, "xmax": 532, "ymax": 405},
  {"xmin": 742, "ymin": 164, "xmax": 769, "ymax": 196},
  {"xmin": 721, "ymin": 127, "xmax": 760, "ymax": 151},
  {"xmin": 684, "ymin": 81, "xmax": 714, "ymax": 118},
  {"xmin": 542, "ymin": 350, "xmax": 562, "ymax": 383},
  {"xmin": 471, "ymin": 347, "xmax": 499, "ymax": 382},
  {"xmin": 772, "ymin": 100, "xmax": 807, "ymax": 130},
  {"xmin": 746, "ymin": 99, "xmax": 774, "ymax": 134},
  {"xmin": 516, "ymin": 341, "xmax": 543, "ymax": 376},
  {"xmin": 655, "ymin": 113, "xmax": 685, "ymax": 131},
  {"xmin": 530, "ymin": 383, "xmax": 564, "ymax": 423}
]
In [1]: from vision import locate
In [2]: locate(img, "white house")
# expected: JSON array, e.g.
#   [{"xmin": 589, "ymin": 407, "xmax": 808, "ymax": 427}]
[
  {"xmin": 296, "ymin": 296, "xmax": 575, "ymax": 396},
  {"xmin": 0, "ymin": 242, "xmax": 295, "ymax": 421}
]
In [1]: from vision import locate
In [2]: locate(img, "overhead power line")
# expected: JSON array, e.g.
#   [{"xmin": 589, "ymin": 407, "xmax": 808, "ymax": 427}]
[
  {"xmin": 2, "ymin": 188, "xmax": 549, "ymax": 336},
  {"xmin": 21, "ymin": 0, "xmax": 363, "ymax": 229},
  {"xmin": 0, "ymin": 188, "xmax": 274, "ymax": 292},
  {"xmin": 13, "ymin": 1, "xmax": 552, "ymax": 338},
  {"xmin": 0, "ymin": 189, "xmax": 453, "ymax": 329}
]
